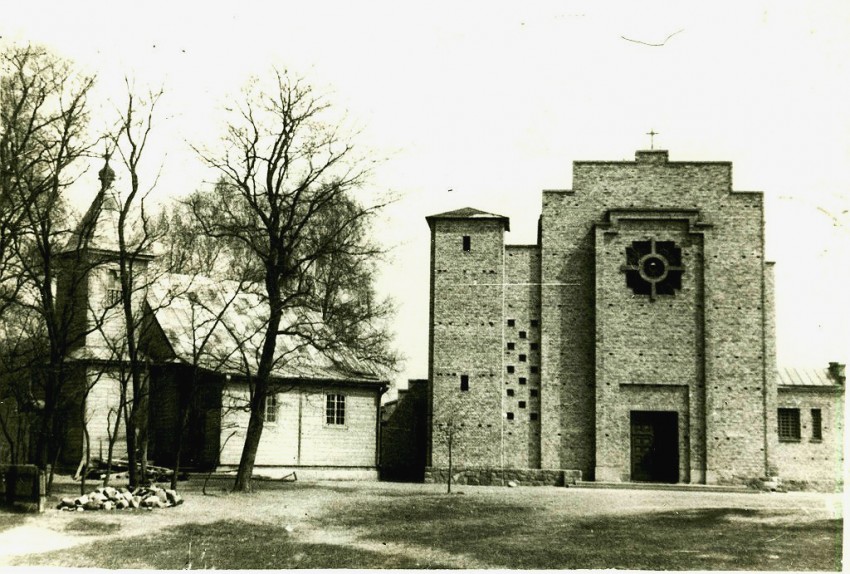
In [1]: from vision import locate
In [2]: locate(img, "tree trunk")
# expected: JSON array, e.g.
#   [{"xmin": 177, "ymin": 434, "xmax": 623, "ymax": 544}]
[{"xmin": 233, "ymin": 407, "xmax": 265, "ymax": 492}]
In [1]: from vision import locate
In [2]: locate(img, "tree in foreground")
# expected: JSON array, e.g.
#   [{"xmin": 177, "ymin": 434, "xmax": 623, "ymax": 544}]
[
  {"xmin": 0, "ymin": 44, "xmax": 96, "ymax": 477},
  {"xmin": 190, "ymin": 70, "xmax": 397, "ymax": 492}
]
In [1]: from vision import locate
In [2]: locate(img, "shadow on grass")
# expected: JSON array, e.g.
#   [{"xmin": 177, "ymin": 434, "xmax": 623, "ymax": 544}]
[
  {"xmin": 13, "ymin": 520, "xmax": 445, "ymax": 569},
  {"xmin": 64, "ymin": 519, "xmax": 122, "ymax": 535},
  {"xmin": 0, "ymin": 511, "xmax": 27, "ymax": 533},
  {"xmin": 321, "ymin": 496, "xmax": 843, "ymax": 571}
]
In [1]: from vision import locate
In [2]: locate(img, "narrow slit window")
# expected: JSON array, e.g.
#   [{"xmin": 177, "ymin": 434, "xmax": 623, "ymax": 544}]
[
  {"xmin": 462, "ymin": 235, "xmax": 471, "ymax": 251},
  {"xmin": 811, "ymin": 409, "xmax": 822, "ymax": 440},
  {"xmin": 460, "ymin": 374, "xmax": 469, "ymax": 392}
]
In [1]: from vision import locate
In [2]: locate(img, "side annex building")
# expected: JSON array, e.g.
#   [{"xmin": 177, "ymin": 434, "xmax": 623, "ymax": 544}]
[{"xmin": 425, "ymin": 149, "xmax": 844, "ymax": 488}]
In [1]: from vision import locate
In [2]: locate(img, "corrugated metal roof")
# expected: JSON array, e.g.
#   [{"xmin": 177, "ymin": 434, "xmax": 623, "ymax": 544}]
[
  {"xmin": 777, "ymin": 366, "xmax": 840, "ymax": 387},
  {"xmin": 147, "ymin": 273, "xmax": 383, "ymax": 384}
]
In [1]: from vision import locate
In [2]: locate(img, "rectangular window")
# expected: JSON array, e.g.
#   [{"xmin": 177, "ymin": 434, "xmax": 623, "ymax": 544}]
[
  {"xmin": 519, "ymin": 401, "xmax": 526, "ymax": 409},
  {"xmin": 507, "ymin": 319, "xmax": 515, "ymax": 327},
  {"xmin": 518, "ymin": 331, "xmax": 527, "ymax": 339},
  {"xmin": 530, "ymin": 319, "xmax": 539, "ymax": 327},
  {"xmin": 811, "ymin": 409, "xmax": 822, "ymax": 441},
  {"xmin": 326, "ymin": 394, "xmax": 346, "ymax": 425},
  {"xmin": 530, "ymin": 389, "xmax": 538, "ymax": 397},
  {"xmin": 506, "ymin": 342, "xmax": 515, "ymax": 350},
  {"xmin": 462, "ymin": 235, "xmax": 471, "ymax": 252},
  {"xmin": 460, "ymin": 375, "xmax": 469, "ymax": 392},
  {"xmin": 519, "ymin": 354, "xmax": 527, "ymax": 362},
  {"xmin": 106, "ymin": 269, "xmax": 121, "ymax": 306},
  {"xmin": 506, "ymin": 412, "xmax": 514, "ymax": 420},
  {"xmin": 263, "ymin": 394, "xmax": 278, "ymax": 423},
  {"xmin": 530, "ymin": 366, "xmax": 539, "ymax": 374},
  {"xmin": 530, "ymin": 343, "xmax": 539, "ymax": 351},
  {"xmin": 506, "ymin": 389, "xmax": 514, "ymax": 397},
  {"xmin": 518, "ymin": 377, "xmax": 527, "ymax": 385},
  {"xmin": 506, "ymin": 365, "xmax": 515, "ymax": 374},
  {"xmin": 530, "ymin": 412, "xmax": 539, "ymax": 421},
  {"xmin": 778, "ymin": 408, "xmax": 800, "ymax": 441}
]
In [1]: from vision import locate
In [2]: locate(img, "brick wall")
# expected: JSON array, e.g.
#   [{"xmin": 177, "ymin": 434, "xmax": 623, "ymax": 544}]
[
  {"xmin": 428, "ymin": 218, "xmax": 507, "ymax": 469},
  {"xmin": 541, "ymin": 150, "xmax": 770, "ymax": 483},
  {"xmin": 774, "ymin": 388, "xmax": 844, "ymax": 489}
]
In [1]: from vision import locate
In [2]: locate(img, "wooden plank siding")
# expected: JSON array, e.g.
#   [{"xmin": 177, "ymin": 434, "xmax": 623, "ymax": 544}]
[{"xmin": 219, "ymin": 382, "xmax": 381, "ymax": 469}]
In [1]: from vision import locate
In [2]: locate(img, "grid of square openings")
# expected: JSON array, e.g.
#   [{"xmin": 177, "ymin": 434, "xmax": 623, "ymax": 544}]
[{"xmin": 504, "ymin": 317, "xmax": 541, "ymax": 422}]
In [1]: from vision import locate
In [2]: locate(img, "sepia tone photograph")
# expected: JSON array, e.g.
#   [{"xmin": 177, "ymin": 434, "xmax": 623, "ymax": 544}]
[{"xmin": 0, "ymin": 1, "xmax": 845, "ymax": 570}]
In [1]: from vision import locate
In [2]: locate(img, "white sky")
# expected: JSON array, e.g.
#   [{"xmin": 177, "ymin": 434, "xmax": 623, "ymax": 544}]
[{"xmin": 4, "ymin": 1, "xmax": 849, "ymax": 391}]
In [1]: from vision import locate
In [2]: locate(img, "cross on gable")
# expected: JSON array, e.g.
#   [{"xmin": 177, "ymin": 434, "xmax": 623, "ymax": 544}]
[{"xmin": 646, "ymin": 129, "xmax": 659, "ymax": 150}]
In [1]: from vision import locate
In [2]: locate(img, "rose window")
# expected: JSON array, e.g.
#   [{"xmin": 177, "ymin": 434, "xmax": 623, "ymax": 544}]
[{"xmin": 622, "ymin": 239, "xmax": 684, "ymax": 299}]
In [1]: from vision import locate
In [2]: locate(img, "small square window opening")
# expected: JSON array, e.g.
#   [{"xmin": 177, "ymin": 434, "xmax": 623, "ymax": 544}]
[
  {"xmin": 506, "ymin": 342, "xmax": 515, "ymax": 350},
  {"xmin": 518, "ymin": 377, "xmax": 527, "ymax": 385},
  {"xmin": 519, "ymin": 354, "xmax": 527, "ymax": 362},
  {"xmin": 519, "ymin": 401, "xmax": 526, "ymax": 409},
  {"xmin": 506, "ymin": 412, "xmax": 515, "ymax": 420},
  {"xmin": 506, "ymin": 365, "xmax": 515, "ymax": 374},
  {"xmin": 519, "ymin": 331, "xmax": 527, "ymax": 339},
  {"xmin": 506, "ymin": 389, "xmax": 515, "ymax": 397},
  {"xmin": 507, "ymin": 319, "xmax": 515, "ymax": 327}
]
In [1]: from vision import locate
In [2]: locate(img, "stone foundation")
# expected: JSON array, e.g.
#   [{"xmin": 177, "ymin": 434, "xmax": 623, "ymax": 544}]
[{"xmin": 424, "ymin": 467, "xmax": 581, "ymax": 486}]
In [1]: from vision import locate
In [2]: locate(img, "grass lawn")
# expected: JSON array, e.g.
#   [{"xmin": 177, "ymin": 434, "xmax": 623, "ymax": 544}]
[{"xmin": 4, "ymin": 479, "xmax": 844, "ymax": 570}]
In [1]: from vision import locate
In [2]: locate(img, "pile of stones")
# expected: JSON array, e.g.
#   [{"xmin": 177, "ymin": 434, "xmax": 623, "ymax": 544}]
[{"xmin": 56, "ymin": 485, "xmax": 184, "ymax": 511}]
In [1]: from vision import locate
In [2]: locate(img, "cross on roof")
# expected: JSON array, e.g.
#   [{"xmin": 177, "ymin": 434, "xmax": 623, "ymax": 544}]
[{"xmin": 646, "ymin": 129, "xmax": 659, "ymax": 150}]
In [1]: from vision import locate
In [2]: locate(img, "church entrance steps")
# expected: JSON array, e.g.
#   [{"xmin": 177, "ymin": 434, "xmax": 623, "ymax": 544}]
[{"xmin": 573, "ymin": 481, "xmax": 752, "ymax": 494}]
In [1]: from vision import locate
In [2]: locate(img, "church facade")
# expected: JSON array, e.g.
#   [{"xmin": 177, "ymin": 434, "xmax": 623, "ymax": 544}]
[{"xmin": 426, "ymin": 149, "xmax": 844, "ymax": 487}]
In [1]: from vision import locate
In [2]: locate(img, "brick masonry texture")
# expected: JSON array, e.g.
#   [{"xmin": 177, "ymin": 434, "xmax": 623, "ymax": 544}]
[{"xmin": 427, "ymin": 149, "xmax": 843, "ymax": 487}]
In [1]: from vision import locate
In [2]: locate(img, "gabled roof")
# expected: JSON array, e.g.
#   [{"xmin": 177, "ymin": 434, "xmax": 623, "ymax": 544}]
[
  {"xmin": 426, "ymin": 207, "xmax": 510, "ymax": 231},
  {"xmin": 777, "ymin": 366, "xmax": 844, "ymax": 388},
  {"xmin": 146, "ymin": 273, "xmax": 384, "ymax": 385}
]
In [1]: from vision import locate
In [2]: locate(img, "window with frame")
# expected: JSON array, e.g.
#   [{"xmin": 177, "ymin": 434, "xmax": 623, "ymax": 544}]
[
  {"xmin": 326, "ymin": 394, "xmax": 346, "ymax": 425},
  {"xmin": 105, "ymin": 269, "xmax": 121, "ymax": 306},
  {"xmin": 777, "ymin": 408, "xmax": 800, "ymax": 441},
  {"xmin": 263, "ymin": 393, "xmax": 278, "ymax": 423},
  {"xmin": 811, "ymin": 409, "xmax": 822, "ymax": 441}
]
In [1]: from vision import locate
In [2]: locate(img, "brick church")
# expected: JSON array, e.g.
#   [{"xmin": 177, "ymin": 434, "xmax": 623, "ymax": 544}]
[{"xmin": 424, "ymin": 148, "xmax": 844, "ymax": 487}]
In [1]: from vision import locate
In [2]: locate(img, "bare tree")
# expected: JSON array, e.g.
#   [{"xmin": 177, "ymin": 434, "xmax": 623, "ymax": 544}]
[
  {"xmin": 190, "ymin": 70, "xmax": 397, "ymax": 492},
  {"xmin": 0, "ymin": 44, "xmax": 97, "ymax": 477}
]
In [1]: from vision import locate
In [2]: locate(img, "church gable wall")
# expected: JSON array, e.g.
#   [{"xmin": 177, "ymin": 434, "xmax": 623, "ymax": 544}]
[{"xmin": 541, "ymin": 151, "xmax": 770, "ymax": 483}]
